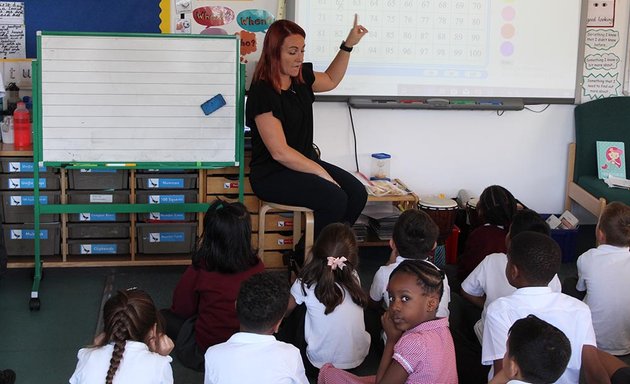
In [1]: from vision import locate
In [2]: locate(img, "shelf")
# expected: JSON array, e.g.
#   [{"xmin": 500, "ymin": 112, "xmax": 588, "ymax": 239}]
[{"xmin": 0, "ymin": 143, "xmax": 33, "ymax": 156}]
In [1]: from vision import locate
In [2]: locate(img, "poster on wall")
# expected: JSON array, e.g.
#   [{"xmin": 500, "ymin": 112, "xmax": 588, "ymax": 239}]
[
  {"xmin": 172, "ymin": 0, "xmax": 281, "ymax": 89},
  {"xmin": 0, "ymin": 1, "xmax": 26, "ymax": 59},
  {"xmin": 580, "ymin": 0, "xmax": 630, "ymax": 101}
]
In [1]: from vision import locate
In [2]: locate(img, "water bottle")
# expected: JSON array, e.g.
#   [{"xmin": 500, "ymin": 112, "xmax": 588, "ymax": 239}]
[
  {"xmin": 13, "ymin": 101, "xmax": 31, "ymax": 147},
  {"xmin": 6, "ymin": 83, "xmax": 20, "ymax": 115}
]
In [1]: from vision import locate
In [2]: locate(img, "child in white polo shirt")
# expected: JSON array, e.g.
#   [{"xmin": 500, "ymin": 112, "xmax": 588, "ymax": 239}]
[
  {"xmin": 204, "ymin": 272, "xmax": 308, "ymax": 384},
  {"xmin": 489, "ymin": 315, "xmax": 571, "ymax": 384},
  {"xmin": 482, "ymin": 231, "xmax": 609, "ymax": 384},
  {"xmin": 461, "ymin": 209, "xmax": 562, "ymax": 342},
  {"xmin": 285, "ymin": 223, "xmax": 370, "ymax": 378},
  {"xmin": 575, "ymin": 201, "xmax": 630, "ymax": 356},
  {"xmin": 369, "ymin": 209, "xmax": 450, "ymax": 318}
]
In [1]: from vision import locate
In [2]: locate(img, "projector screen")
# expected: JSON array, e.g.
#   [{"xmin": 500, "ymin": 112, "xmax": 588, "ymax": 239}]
[{"xmin": 292, "ymin": 0, "xmax": 585, "ymax": 103}]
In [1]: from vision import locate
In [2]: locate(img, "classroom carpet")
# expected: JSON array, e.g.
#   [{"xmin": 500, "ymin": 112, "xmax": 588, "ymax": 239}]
[{"xmin": 0, "ymin": 225, "xmax": 615, "ymax": 384}]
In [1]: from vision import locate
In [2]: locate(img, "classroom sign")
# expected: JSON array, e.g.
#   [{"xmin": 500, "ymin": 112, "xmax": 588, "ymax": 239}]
[{"xmin": 581, "ymin": 0, "xmax": 630, "ymax": 101}]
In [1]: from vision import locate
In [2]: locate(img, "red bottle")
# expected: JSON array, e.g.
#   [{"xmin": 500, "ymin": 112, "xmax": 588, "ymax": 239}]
[{"xmin": 13, "ymin": 101, "xmax": 31, "ymax": 148}]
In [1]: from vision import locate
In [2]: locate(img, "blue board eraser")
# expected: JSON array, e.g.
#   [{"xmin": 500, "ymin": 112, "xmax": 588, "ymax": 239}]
[{"xmin": 201, "ymin": 94, "xmax": 226, "ymax": 115}]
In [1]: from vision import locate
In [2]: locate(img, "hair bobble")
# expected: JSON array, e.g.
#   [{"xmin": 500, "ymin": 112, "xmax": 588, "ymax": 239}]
[{"xmin": 327, "ymin": 256, "xmax": 347, "ymax": 271}]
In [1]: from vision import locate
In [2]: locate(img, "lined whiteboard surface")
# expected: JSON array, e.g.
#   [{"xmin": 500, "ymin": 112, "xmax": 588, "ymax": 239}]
[{"xmin": 39, "ymin": 34, "xmax": 239, "ymax": 163}]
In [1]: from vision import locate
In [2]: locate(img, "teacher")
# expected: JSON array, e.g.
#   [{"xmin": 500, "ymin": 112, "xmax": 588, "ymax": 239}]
[{"xmin": 246, "ymin": 17, "xmax": 369, "ymax": 258}]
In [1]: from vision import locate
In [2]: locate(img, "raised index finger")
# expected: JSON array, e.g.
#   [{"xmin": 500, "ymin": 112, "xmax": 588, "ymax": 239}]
[{"xmin": 353, "ymin": 13, "xmax": 358, "ymax": 27}]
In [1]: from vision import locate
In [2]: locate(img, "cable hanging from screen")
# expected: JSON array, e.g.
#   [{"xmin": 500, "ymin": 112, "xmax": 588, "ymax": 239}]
[{"xmin": 347, "ymin": 104, "xmax": 360, "ymax": 173}]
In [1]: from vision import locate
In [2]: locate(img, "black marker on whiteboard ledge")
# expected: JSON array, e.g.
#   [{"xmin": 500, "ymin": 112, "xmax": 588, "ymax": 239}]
[{"xmin": 201, "ymin": 94, "xmax": 226, "ymax": 115}]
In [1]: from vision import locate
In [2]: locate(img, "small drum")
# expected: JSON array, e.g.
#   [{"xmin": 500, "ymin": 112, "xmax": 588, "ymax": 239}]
[
  {"xmin": 418, "ymin": 196, "xmax": 458, "ymax": 243},
  {"xmin": 466, "ymin": 197, "xmax": 482, "ymax": 229}
]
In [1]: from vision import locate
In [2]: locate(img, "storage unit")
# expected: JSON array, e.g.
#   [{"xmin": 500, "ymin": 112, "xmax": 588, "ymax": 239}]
[
  {"xmin": 542, "ymin": 214, "xmax": 579, "ymax": 263},
  {"xmin": 1, "ymin": 147, "xmax": 418, "ymax": 270},
  {"xmin": 0, "ymin": 154, "xmax": 61, "ymax": 258}
]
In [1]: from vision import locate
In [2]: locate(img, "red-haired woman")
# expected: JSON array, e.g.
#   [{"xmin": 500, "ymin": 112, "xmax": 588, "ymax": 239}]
[{"xmin": 246, "ymin": 18, "xmax": 368, "ymax": 262}]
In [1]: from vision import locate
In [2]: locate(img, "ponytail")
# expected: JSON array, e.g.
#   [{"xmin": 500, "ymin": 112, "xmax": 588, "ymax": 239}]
[{"xmin": 298, "ymin": 223, "xmax": 367, "ymax": 314}]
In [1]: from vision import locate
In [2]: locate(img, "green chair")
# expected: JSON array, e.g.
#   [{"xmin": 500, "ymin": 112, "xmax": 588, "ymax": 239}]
[{"xmin": 565, "ymin": 96, "xmax": 630, "ymax": 218}]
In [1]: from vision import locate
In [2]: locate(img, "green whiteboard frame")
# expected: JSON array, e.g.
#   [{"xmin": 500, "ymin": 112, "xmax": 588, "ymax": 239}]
[{"xmin": 29, "ymin": 32, "xmax": 246, "ymax": 306}]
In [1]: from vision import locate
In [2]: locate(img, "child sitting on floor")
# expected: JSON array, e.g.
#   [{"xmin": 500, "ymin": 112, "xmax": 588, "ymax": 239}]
[
  {"xmin": 575, "ymin": 201, "xmax": 630, "ymax": 356},
  {"xmin": 482, "ymin": 231, "xmax": 608, "ymax": 383},
  {"xmin": 162, "ymin": 200, "xmax": 265, "ymax": 370},
  {"xmin": 284, "ymin": 223, "xmax": 370, "ymax": 377},
  {"xmin": 69, "ymin": 288, "xmax": 174, "ymax": 384},
  {"xmin": 204, "ymin": 272, "xmax": 309, "ymax": 384},
  {"xmin": 489, "ymin": 314, "xmax": 571, "ymax": 384},
  {"xmin": 461, "ymin": 209, "xmax": 562, "ymax": 342},
  {"xmin": 318, "ymin": 260, "xmax": 458, "ymax": 384},
  {"xmin": 458, "ymin": 185, "xmax": 518, "ymax": 283},
  {"xmin": 369, "ymin": 209, "xmax": 450, "ymax": 318}
]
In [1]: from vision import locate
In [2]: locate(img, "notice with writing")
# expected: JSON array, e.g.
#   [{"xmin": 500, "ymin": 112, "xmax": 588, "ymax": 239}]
[{"xmin": 0, "ymin": 1, "xmax": 25, "ymax": 58}]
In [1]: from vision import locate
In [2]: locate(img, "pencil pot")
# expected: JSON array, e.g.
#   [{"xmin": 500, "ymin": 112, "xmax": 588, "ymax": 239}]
[{"xmin": 13, "ymin": 102, "xmax": 31, "ymax": 148}]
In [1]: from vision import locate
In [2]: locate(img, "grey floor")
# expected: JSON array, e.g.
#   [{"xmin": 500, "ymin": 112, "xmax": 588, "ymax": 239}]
[{"xmin": 0, "ymin": 224, "xmax": 610, "ymax": 384}]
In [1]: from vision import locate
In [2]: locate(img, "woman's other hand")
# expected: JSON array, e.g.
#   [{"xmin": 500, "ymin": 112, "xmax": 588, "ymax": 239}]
[{"xmin": 318, "ymin": 170, "xmax": 340, "ymax": 187}]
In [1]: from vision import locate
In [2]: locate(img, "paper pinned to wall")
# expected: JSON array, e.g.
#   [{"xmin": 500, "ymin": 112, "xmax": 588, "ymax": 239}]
[
  {"xmin": 0, "ymin": 1, "xmax": 25, "ymax": 59},
  {"xmin": 173, "ymin": 0, "xmax": 280, "ymax": 89},
  {"xmin": 580, "ymin": 0, "xmax": 630, "ymax": 101},
  {"xmin": 0, "ymin": 1, "xmax": 24, "ymax": 24}
]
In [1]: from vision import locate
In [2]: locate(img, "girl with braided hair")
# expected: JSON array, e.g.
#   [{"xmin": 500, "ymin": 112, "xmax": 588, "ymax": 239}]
[
  {"xmin": 458, "ymin": 185, "xmax": 519, "ymax": 283},
  {"xmin": 69, "ymin": 289, "xmax": 174, "ymax": 384}
]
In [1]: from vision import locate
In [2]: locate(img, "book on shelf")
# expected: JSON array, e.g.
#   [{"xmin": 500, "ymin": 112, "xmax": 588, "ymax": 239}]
[{"xmin": 597, "ymin": 141, "xmax": 626, "ymax": 179}]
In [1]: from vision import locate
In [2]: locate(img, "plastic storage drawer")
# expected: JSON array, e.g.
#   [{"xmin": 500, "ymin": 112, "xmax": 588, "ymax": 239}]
[
  {"xmin": 2, "ymin": 223, "xmax": 60, "ymax": 256},
  {"xmin": 136, "ymin": 222, "xmax": 197, "ymax": 254},
  {"xmin": 0, "ymin": 158, "xmax": 53, "ymax": 173},
  {"xmin": 68, "ymin": 169, "xmax": 129, "ymax": 190},
  {"xmin": 0, "ymin": 191, "xmax": 61, "ymax": 223},
  {"xmin": 136, "ymin": 174, "xmax": 197, "ymax": 189},
  {"xmin": 67, "ymin": 190, "xmax": 130, "ymax": 222},
  {"xmin": 67, "ymin": 239, "xmax": 130, "ymax": 256},
  {"xmin": 67, "ymin": 222, "xmax": 130, "ymax": 239},
  {"xmin": 135, "ymin": 189, "xmax": 198, "ymax": 222},
  {"xmin": 0, "ymin": 173, "xmax": 60, "ymax": 190}
]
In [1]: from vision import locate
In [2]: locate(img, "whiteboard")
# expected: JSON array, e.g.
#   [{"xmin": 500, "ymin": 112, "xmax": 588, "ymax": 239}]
[
  {"xmin": 38, "ymin": 33, "xmax": 241, "ymax": 163},
  {"xmin": 292, "ymin": 0, "xmax": 585, "ymax": 102}
]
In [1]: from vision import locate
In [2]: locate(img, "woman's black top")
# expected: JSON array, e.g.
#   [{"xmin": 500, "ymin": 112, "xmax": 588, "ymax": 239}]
[{"xmin": 246, "ymin": 63, "xmax": 317, "ymax": 179}]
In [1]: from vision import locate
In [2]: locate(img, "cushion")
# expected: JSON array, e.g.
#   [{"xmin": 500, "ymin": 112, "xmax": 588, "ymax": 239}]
[
  {"xmin": 577, "ymin": 175, "xmax": 630, "ymax": 206},
  {"xmin": 574, "ymin": 97, "xmax": 630, "ymax": 182}
]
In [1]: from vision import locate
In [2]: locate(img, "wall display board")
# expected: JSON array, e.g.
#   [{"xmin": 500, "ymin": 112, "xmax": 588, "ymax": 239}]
[
  {"xmin": 170, "ymin": 0, "xmax": 280, "ymax": 88},
  {"xmin": 580, "ymin": 0, "xmax": 630, "ymax": 101},
  {"xmin": 291, "ymin": 0, "xmax": 586, "ymax": 103}
]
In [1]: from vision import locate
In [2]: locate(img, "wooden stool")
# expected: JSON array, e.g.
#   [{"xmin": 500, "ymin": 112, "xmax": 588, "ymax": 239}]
[{"xmin": 258, "ymin": 202, "xmax": 314, "ymax": 265}]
